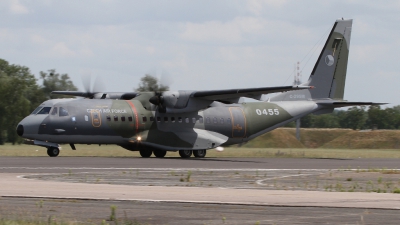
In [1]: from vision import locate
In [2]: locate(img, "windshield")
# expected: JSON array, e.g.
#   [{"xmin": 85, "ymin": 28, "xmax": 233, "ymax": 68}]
[
  {"xmin": 37, "ymin": 107, "xmax": 52, "ymax": 115},
  {"xmin": 31, "ymin": 106, "xmax": 43, "ymax": 115}
]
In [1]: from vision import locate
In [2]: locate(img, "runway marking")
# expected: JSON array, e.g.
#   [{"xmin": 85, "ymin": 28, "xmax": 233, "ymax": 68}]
[{"xmin": 256, "ymin": 172, "xmax": 327, "ymax": 186}]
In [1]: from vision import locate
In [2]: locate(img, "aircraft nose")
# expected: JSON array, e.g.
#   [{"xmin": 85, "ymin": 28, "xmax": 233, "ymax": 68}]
[
  {"xmin": 16, "ymin": 124, "xmax": 24, "ymax": 136},
  {"xmin": 16, "ymin": 115, "xmax": 42, "ymax": 139}
]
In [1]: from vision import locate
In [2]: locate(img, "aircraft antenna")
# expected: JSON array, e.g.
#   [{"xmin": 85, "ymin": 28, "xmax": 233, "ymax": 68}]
[
  {"xmin": 293, "ymin": 61, "xmax": 302, "ymax": 141},
  {"xmin": 293, "ymin": 61, "xmax": 302, "ymax": 85}
]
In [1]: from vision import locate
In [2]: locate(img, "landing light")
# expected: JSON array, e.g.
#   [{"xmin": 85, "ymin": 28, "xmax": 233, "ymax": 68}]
[
  {"xmin": 215, "ymin": 146, "xmax": 224, "ymax": 152},
  {"xmin": 137, "ymin": 136, "xmax": 142, "ymax": 141}
]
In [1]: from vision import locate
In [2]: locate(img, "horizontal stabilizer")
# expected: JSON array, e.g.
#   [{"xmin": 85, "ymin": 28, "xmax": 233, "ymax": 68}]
[{"xmin": 318, "ymin": 101, "xmax": 387, "ymax": 108}]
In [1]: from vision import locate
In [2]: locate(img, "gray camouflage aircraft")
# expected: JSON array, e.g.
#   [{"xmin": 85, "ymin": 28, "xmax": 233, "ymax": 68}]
[{"xmin": 16, "ymin": 18, "xmax": 383, "ymax": 158}]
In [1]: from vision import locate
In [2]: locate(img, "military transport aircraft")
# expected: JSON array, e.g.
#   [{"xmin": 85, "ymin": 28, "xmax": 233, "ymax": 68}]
[{"xmin": 16, "ymin": 18, "xmax": 383, "ymax": 158}]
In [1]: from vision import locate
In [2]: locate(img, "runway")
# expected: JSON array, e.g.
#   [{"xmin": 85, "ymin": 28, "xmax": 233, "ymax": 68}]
[
  {"xmin": 1, "ymin": 156, "xmax": 400, "ymax": 172},
  {"xmin": 1, "ymin": 157, "xmax": 400, "ymax": 224}
]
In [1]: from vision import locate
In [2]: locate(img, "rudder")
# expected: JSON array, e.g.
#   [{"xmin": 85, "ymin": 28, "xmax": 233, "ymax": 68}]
[
  {"xmin": 271, "ymin": 18, "xmax": 353, "ymax": 101},
  {"xmin": 308, "ymin": 18, "xmax": 352, "ymax": 100}
]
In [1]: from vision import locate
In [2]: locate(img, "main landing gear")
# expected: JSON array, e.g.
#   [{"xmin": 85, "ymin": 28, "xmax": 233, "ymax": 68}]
[
  {"xmin": 179, "ymin": 150, "xmax": 207, "ymax": 158},
  {"xmin": 139, "ymin": 149, "xmax": 207, "ymax": 158},
  {"xmin": 193, "ymin": 149, "xmax": 206, "ymax": 158},
  {"xmin": 139, "ymin": 149, "xmax": 167, "ymax": 158},
  {"xmin": 179, "ymin": 150, "xmax": 192, "ymax": 158},
  {"xmin": 47, "ymin": 147, "xmax": 60, "ymax": 157}
]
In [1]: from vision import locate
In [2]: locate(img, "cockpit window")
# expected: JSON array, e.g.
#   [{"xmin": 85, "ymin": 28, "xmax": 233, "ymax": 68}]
[
  {"xmin": 51, "ymin": 107, "xmax": 58, "ymax": 115},
  {"xmin": 59, "ymin": 107, "xmax": 69, "ymax": 117},
  {"xmin": 31, "ymin": 106, "xmax": 43, "ymax": 115},
  {"xmin": 37, "ymin": 107, "xmax": 52, "ymax": 115}
]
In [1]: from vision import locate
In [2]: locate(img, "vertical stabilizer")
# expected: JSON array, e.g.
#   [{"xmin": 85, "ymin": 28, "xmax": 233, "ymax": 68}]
[{"xmin": 271, "ymin": 19, "xmax": 353, "ymax": 101}]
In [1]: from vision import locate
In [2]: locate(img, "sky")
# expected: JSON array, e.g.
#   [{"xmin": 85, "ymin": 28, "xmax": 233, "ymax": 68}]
[{"xmin": 1, "ymin": 0, "xmax": 399, "ymax": 107}]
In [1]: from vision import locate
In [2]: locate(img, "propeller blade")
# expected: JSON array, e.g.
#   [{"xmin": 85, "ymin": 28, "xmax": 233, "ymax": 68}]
[
  {"xmin": 81, "ymin": 74, "xmax": 92, "ymax": 93},
  {"xmin": 93, "ymin": 75, "xmax": 106, "ymax": 93},
  {"xmin": 159, "ymin": 69, "xmax": 173, "ymax": 91}
]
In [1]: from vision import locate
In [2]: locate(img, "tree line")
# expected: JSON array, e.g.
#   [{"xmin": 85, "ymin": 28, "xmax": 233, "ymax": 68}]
[
  {"xmin": 287, "ymin": 105, "xmax": 400, "ymax": 130},
  {"xmin": 0, "ymin": 59, "xmax": 77, "ymax": 144}
]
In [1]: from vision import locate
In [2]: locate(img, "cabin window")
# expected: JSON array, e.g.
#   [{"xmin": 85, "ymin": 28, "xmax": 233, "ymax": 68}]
[
  {"xmin": 227, "ymin": 118, "xmax": 231, "ymax": 124},
  {"xmin": 206, "ymin": 117, "xmax": 211, "ymax": 123},
  {"xmin": 106, "ymin": 115, "xmax": 111, "ymax": 121},
  {"xmin": 37, "ymin": 107, "xmax": 51, "ymax": 115},
  {"xmin": 150, "ymin": 116, "xmax": 154, "ymax": 122},
  {"xmin": 199, "ymin": 117, "xmax": 204, "ymax": 123},
  {"xmin": 157, "ymin": 117, "xmax": 161, "ymax": 122},
  {"xmin": 220, "ymin": 118, "xmax": 224, "ymax": 124},
  {"xmin": 185, "ymin": 117, "xmax": 189, "ymax": 123},
  {"xmin": 213, "ymin": 117, "xmax": 218, "ymax": 124},
  {"xmin": 51, "ymin": 107, "xmax": 58, "ymax": 115},
  {"xmin": 164, "ymin": 117, "xmax": 168, "ymax": 122},
  {"xmin": 171, "ymin": 117, "xmax": 175, "ymax": 123},
  {"xmin": 59, "ymin": 107, "xmax": 69, "ymax": 117},
  {"xmin": 114, "ymin": 115, "xmax": 118, "ymax": 121},
  {"xmin": 142, "ymin": 117, "xmax": 147, "ymax": 122},
  {"xmin": 31, "ymin": 106, "xmax": 43, "ymax": 115},
  {"xmin": 121, "ymin": 116, "xmax": 126, "ymax": 122},
  {"xmin": 178, "ymin": 117, "xmax": 182, "ymax": 123},
  {"xmin": 192, "ymin": 118, "xmax": 196, "ymax": 123},
  {"xmin": 84, "ymin": 115, "xmax": 89, "ymax": 121},
  {"xmin": 128, "ymin": 116, "xmax": 133, "ymax": 122}
]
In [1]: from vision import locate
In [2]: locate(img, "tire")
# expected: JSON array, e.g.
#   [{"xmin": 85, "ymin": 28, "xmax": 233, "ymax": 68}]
[
  {"xmin": 139, "ymin": 149, "xmax": 152, "ymax": 158},
  {"xmin": 153, "ymin": 150, "xmax": 167, "ymax": 158},
  {"xmin": 179, "ymin": 150, "xmax": 192, "ymax": 158},
  {"xmin": 47, "ymin": 147, "xmax": 60, "ymax": 157},
  {"xmin": 193, "ymin": 149, "xmax": 206, "ymax": 158}
]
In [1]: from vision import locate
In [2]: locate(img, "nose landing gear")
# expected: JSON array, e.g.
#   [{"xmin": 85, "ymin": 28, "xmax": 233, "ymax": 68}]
[{"xmin": 47, "ymin": 147, "xmax": 60, "ymax": 157}]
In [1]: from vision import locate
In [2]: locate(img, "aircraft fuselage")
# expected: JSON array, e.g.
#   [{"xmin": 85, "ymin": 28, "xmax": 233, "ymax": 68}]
[{"xmin": 18, "ymin": 98, "xmax": 317, "ymax": 152}]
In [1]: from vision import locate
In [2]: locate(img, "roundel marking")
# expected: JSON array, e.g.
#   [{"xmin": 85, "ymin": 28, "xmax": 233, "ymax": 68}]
[{"xmin": 325, "ymin": 55, "xmax": 334, "ymax": 66}]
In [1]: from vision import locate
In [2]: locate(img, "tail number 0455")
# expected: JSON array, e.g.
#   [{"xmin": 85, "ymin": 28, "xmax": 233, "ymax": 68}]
[{"xmin": 256, "ymin": 109, "xmax": 279, "ymax": 115}]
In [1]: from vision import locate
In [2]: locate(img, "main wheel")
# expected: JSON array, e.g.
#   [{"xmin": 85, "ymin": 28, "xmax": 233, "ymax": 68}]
[
  {"xmin": 179, "ymin": 150, "xmax": 192, "ymax": 158},
  {"xmin": 139, "ymin": 149, "xmax": 152, "ymax": 158},
  {"xmin": 193, "ymin": 149, "xmax": 206, "ymax": 158},
  {"xmin": 153, "ymin": 150, "xmax": 167, "ymax": 158},
  {"xmin": 47, "ymin": 147, "xmax": 60, "ymax": 157}
]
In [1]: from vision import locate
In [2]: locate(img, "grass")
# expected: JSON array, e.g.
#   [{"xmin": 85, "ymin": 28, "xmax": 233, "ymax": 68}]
[
  {"xmin": 0, "ymin": 202, "xmax": 150, "ymax": 225},
  {"xmin": 1, "ymin": 143, "xmax": 400, "ymax": 158}
]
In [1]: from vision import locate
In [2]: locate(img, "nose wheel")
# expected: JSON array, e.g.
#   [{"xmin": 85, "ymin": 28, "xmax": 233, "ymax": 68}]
[{"xmin": 47, "ymin": 147, "xmax": 60, "ymax": 157}]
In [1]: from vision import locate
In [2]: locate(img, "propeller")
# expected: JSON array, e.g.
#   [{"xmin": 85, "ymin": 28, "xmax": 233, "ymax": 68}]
[
  {"xmin": 146, "ymin": 69, "xmax": 173, "ymax": 113},
  {"xmin": 81, "ymin": 74, "xmax": 106, "ymax": 99},
  {"xmin": 149, "ymin": 92, "xmax": 166, "ymax": 113}
]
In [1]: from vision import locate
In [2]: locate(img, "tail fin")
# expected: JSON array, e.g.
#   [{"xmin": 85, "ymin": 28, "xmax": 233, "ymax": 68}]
[{"xmin": 271, "ymin": 18, "xmax": 353, "ymax": 101}]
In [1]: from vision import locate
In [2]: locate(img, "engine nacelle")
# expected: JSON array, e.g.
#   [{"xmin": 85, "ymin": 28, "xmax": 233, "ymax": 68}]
[{"xmin": 161, "ymin": 91, "xmax": 192, "ymax": 109}]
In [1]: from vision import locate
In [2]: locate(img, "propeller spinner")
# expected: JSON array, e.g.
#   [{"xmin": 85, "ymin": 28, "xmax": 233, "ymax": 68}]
[{"xmin": 149, "ymin": 92, "xmax": 166, "ymax": 113}]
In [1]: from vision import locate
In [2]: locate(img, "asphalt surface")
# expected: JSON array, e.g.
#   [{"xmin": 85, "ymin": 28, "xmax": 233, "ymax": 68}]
[
  {"xmin": 1, "ymin": 197, "xmax": 399, "ymax": 225},
  {"xmin": 1, "ymin": 157, "xmax": 400, "ymax": 224},
  {"xmin": 1, "ymin": 157, "xmax": 400, "ymax": 172}
]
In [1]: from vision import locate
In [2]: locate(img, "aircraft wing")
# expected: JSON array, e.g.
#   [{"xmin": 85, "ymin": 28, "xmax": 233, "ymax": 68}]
[
  {"xmin": 191, "ymin": 85, "xmax": 313, "ymax": 101},
  {"xmin": 51, "ymin": 91, "xmax": 138, "ymax": 100}
]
